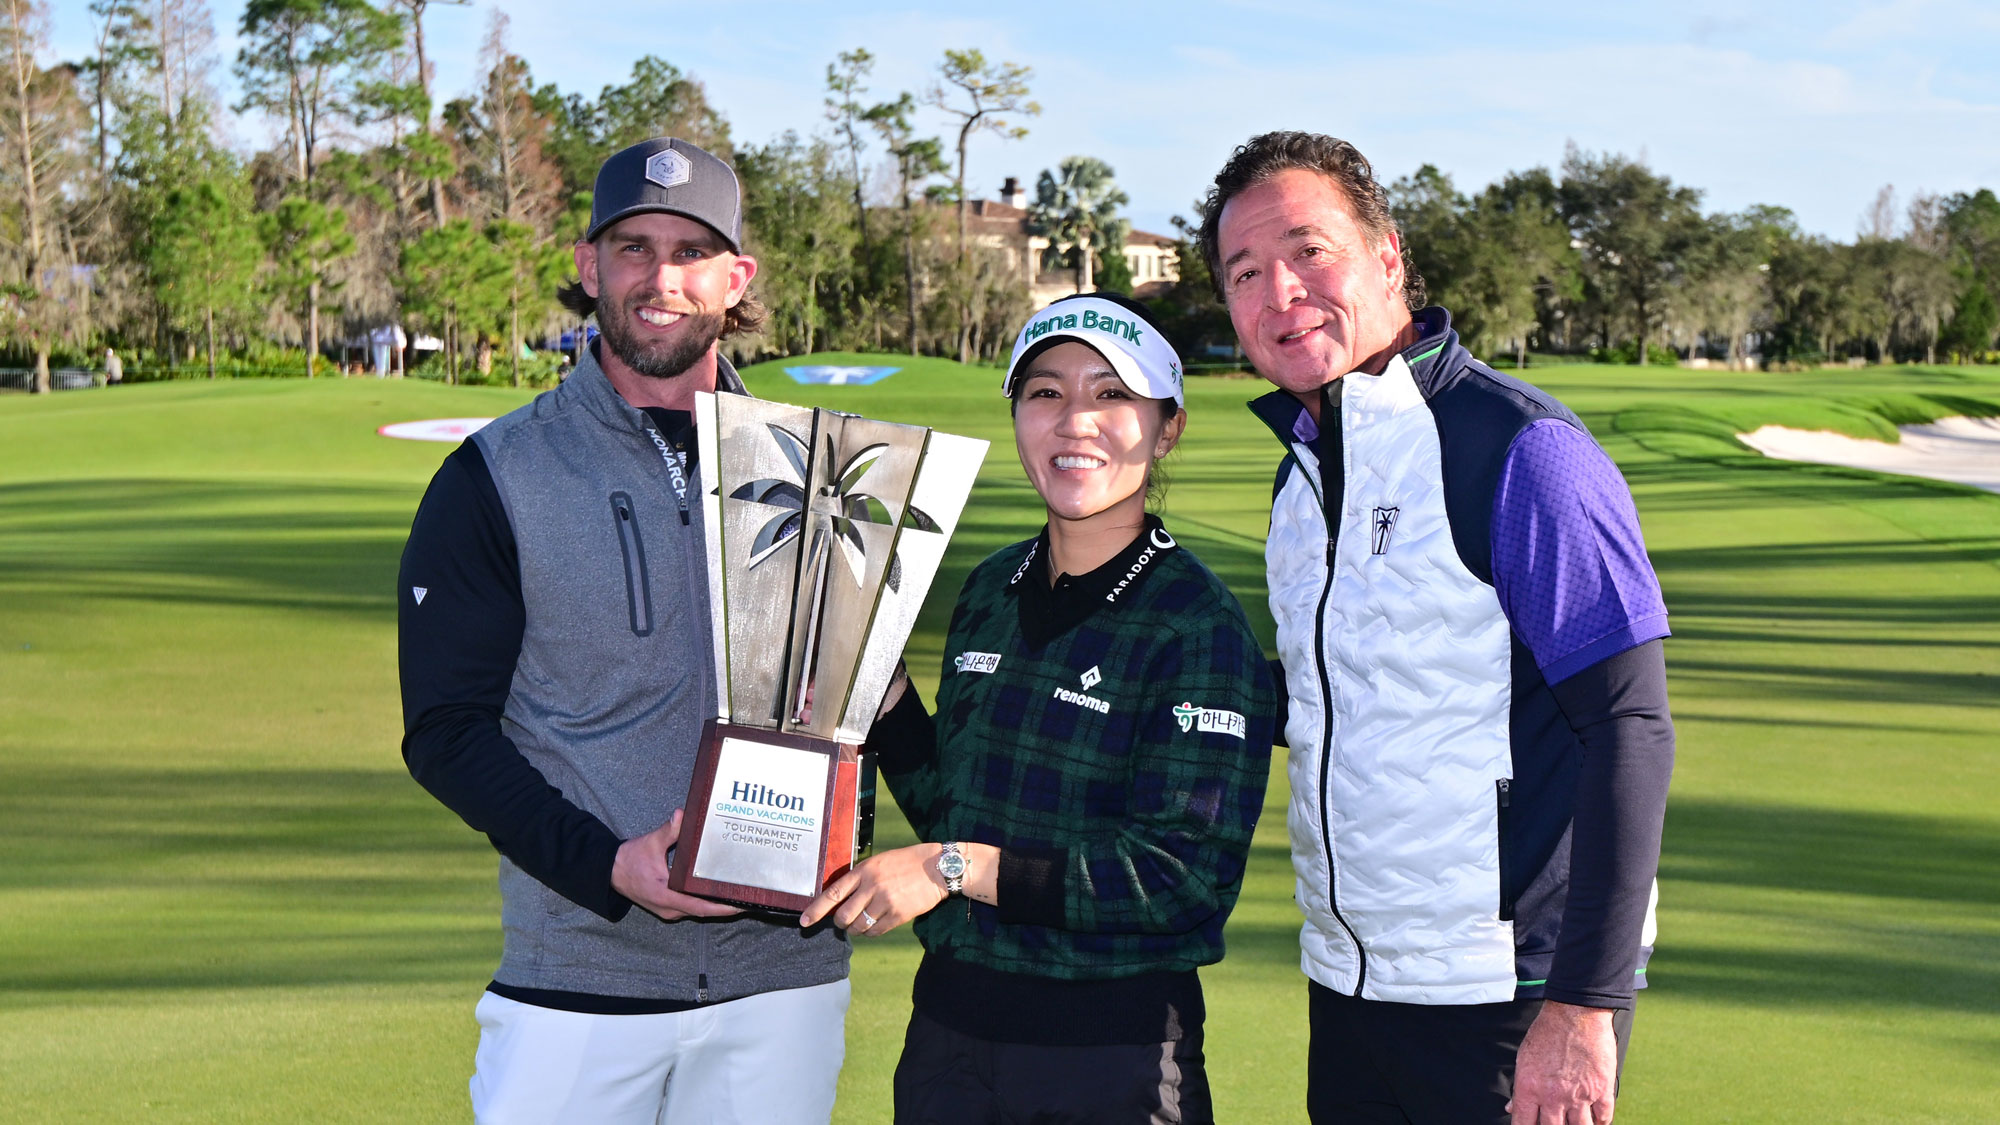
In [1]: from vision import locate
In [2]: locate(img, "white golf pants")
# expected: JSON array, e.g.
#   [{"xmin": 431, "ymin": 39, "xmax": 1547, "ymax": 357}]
[{"xmin": 469, "ymin": 979, "xmax": 850, "ymax": 1124}]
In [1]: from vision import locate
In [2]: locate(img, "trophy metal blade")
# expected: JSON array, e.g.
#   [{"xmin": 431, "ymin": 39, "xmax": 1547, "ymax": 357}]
[
  {"xmin": 709, "ymin": 395, "xmax": 824, "ymax": 727},
  {"xmin": 695, "ymin": 392, "xmax": 730, "ymax": 722},
  {"xmin": 835, "ymin": 430, "xmax": 989, "ymax": 740},
  {"xmin": 702, "ymin": 393, "xmax": 986, "ymax": 743},
  {"xmin": 778, "ymin": 412, "xmax": 924, "ymax": 738}
]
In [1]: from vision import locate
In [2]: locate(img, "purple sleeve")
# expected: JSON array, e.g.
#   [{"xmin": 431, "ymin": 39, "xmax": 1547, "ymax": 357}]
[{"xmin": 1491, "ymin": 420, "xmax": 1668, "ymax": 684}]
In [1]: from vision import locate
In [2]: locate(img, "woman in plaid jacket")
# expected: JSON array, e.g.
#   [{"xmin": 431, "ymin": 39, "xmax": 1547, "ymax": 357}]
[{"xmin": 802, "ymin": 293, "xmax": 1275, "ymax": 1124}]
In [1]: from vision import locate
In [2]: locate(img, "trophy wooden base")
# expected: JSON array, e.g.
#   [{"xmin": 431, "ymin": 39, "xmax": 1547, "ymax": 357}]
[{"xmin": 669, "ymin": 720, "xmax": 863, "ymax": 913}]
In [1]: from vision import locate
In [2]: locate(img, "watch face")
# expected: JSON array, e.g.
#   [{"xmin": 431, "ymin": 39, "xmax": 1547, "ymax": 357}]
[{"xmin": 938, "ymin": 851, "xmax": 967, "ymax": 879}]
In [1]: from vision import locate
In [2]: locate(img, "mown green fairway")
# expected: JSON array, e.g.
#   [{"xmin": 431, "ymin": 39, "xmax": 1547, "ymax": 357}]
[{"xmin": 2, "ymin": 356, "xmax": 1996, "ymax": 1122}]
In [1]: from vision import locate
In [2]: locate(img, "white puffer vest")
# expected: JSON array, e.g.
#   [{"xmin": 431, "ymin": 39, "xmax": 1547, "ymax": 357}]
[{"xmin": 1268, "ymin": 353, "xmax": 1519, "ymax": 1005}]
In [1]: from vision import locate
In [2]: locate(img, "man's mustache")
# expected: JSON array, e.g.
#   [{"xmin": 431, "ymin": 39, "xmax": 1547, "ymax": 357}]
[{"xmin": 627, "ymin": 295, "xmax": 702, "ymax": 316}]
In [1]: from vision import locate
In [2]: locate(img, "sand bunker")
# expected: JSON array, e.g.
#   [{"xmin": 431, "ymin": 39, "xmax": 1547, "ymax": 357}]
[{"xmin": 1737, "ymin": 416, "xmax": 2000, "ymax": 494}]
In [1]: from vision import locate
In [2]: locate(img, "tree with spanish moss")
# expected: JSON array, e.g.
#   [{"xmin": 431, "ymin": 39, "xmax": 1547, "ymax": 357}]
[
  {"xmin": 397, "ymin": 217, "xmax": 503, "ymax": 384},
  {"xmin": 81, "ymin": 0, "xmax": 150, "ymax": 174},
  {"xmin": 1, "ymin": 0, "xmax": 92, "ymax": 393}
]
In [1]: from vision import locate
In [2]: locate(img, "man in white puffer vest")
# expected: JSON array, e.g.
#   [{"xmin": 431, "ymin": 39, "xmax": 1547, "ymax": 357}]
[{"xmin": 1199, "ymin": 131, "xmax": 1676, "ymax": 1125}]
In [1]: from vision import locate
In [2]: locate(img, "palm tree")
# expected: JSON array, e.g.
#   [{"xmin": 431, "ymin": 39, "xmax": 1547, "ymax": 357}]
[{"xmin": 1029, "ymin": 156, "xmax": 1129, "ymax": 295}]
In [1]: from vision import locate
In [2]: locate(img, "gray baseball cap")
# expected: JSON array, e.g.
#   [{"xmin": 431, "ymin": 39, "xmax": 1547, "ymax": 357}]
[{"xmin": 584, "ymin": 138, "xmax": 744, "ymax": 251}]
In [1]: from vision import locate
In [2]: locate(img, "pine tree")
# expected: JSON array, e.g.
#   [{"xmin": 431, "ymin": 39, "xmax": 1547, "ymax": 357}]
[
  {"xmin": 397, "ymin": 218, "xmax": 504, "ymax": 384},
  {"xmin": 864, "ymin": 91, "xmax": 944, "ymax": 355},
  {"xmin": 149, "ymin": 171, "xmax": 259, "ymax": 377},
  {"xmin": 234, "ymin": 0, "xmax": 400, "ymax": 188},
  {"xmin": 262, "ymin": 193, "xmax": 354, "ymax": 377},
  {"xmin": 926, "ymin": 49, "xmax": 1035, "ymax": 363}
]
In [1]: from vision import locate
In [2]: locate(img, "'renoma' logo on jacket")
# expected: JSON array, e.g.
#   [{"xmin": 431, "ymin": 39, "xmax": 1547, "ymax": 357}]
[
  {"xmin": 1053, "ymin": 665, "xmax": 1109, "ymax": 714},
  {"xmin": 1371, "ymin": 506, "xmax": 1399, "ymax": 554}
]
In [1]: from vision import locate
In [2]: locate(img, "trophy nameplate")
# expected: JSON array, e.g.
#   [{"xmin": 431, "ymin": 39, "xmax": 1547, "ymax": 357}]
[{"xmin": 669, "ymin": 393, "xmax": 986, "ymax": 912}]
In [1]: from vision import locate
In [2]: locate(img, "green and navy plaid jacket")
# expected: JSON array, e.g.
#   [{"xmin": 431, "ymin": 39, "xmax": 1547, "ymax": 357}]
[{"xmin": 877, "ymin": 523, "xmax": 1275, "ymax": 981}]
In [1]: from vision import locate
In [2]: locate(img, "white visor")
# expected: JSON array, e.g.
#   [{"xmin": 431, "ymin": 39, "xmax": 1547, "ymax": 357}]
[{"xmin": 1001, "ymin": 296, "xmax": 1184, "ymax": 406}]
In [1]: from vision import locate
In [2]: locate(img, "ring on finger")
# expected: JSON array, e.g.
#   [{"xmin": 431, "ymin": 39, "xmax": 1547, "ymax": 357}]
[{"xmin": 858, "ymin": 910, "xmax": 876, "ymax": 930}]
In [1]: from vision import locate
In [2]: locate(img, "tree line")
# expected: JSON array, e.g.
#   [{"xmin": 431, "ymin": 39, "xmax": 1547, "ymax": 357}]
[
  {"xmin": 1377, "ymin": 151, "xmax": 2000, "ymax": 370},
  {"xmin": 4, "ymin": 0, "xmax": 1998, "ymax": 395},
  {"xmin": 0, "ymin": 0, "xmax": 1070, "ymax": 390}
]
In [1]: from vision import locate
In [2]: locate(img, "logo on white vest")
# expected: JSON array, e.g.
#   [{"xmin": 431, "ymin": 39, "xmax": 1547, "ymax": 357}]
[{"xmin": 1371, "ymin": 506, "xmax": 1400, "ymax": 554}]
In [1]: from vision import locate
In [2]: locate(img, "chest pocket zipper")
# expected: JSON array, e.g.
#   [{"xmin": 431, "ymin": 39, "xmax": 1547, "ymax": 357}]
[{"xmin": 610, "ymin": 491, "xmax": 654, "ymax": 637}]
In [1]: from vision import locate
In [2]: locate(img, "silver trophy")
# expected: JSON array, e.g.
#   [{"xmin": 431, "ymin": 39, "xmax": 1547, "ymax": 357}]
[{"xmin": 670, "ymin": 392, "xmax": 987, "ymax": 911}]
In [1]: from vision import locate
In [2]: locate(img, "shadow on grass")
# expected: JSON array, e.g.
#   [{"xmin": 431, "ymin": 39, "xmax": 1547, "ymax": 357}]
[
  {"xmin": 0, "ymin": 478, "xmax": 419, "ymax": 617},
  {"xmin": 1668, "ymin": 655, "xmax": 1998, "ymax": 710},
  {"xmin": 1662, "ymin": 799, "xmax": 2000, "ymax": 907},
  {"xmin": 1662, "ymin": 590, "xmax": 2000, "ymax": 627},
  {"xmin": 0, "ymin": 765, "xmax": 481, "ymax": 876},
  {"xmin": 1655, "ymin": 798, "xmax": 2000, "ymax": 1015},
  {"xmin": 1231, "ymin": 797, "xmax": 2000, "ymax": 1020},
  {"xmin": 0, "ymin": 764, "xmax": 501, "ymax": 997},
  {"xmin": 1656, "ymin": 943, "xmax": 2000, "ymax": 1017},
  {"xmin": 1621, "ymin": 447, "xmax": 2000, "ymax": 511},
  {"xmin": 1672, "ymin": 710, "xmax": 1981, "ymax": 738},
  {"xmin": 1666, "ymin": 624, "xmax": 2000, "ymax": 651},
  {"xmin": 1654, "ymin": 537, "xmax": 2000, "ymax": 573}
]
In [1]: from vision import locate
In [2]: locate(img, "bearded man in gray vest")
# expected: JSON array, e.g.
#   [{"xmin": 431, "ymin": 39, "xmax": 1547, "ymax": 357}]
[{"xmin": 398, "ymin": 138, "xmax": 850, "ymax": 1124}]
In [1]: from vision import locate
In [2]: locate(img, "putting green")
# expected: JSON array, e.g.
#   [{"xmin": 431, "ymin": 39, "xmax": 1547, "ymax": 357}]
[{"xmin": 1, "ymin": 357, "xmax": 1995, "ymax": 1122}]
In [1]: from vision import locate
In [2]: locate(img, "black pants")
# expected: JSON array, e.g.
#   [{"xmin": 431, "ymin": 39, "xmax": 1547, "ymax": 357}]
[
  {"xmin": 1307, "ymin": 982, "xmax": 1634, "ymax": 1124},
  {"xmin": 893, "ymin": 1010, "xmax": 1213, "ymax": 1125}
]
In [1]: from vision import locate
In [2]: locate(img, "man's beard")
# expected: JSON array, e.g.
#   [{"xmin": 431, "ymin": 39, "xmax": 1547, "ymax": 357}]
[{"xmin": 597, "ymin": 296, "xmax": 725, "ymax": 379}]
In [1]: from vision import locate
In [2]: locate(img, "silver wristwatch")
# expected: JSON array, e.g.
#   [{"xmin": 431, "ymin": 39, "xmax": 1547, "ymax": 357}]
[{"xmin": 936, "ymin": 842, "xmax": 967, "ymax": 895}]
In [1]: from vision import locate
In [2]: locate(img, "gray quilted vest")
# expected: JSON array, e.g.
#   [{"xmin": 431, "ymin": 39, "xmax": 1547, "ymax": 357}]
[{"xmin": 471, "ymin": 348, "xmax": 849, "ymax": 1001}]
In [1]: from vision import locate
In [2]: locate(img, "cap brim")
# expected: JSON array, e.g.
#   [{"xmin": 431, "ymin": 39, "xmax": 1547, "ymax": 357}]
[
  {"xmin": 1002, "ymin": 331, "xmax": 1169, "ymax": 403},
  {"xmin": 584, "ymin": 204, "xmax": 741, "ymax": 253}
]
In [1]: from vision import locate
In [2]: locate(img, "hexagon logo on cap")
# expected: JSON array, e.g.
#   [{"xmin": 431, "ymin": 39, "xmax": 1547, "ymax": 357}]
[{"xmin": 644, "ymin": 148, "xmax": 692, "ymax": 190}]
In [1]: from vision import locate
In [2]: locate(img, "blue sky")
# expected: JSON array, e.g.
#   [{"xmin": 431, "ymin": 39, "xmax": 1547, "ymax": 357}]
[{"xmin": 49, "ymin": 0, "xmax": 2000, "ymax": 240}]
